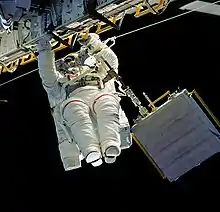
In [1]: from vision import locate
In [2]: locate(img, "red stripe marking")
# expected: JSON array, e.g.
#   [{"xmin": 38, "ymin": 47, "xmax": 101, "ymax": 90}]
[
  {"xmin": 94, "ymin": 94, "xmax": 113, "ymax": 102},
  {"xmin": 71, "ymin": 100, "xmax": 83, "ymax": 103},
  {"xmin": 92, "ymin": 94, "xmax": 114, "ymax": 114}
]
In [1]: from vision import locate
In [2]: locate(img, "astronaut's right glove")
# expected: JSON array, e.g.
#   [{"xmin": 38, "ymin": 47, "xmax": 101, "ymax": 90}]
[
  {"xmin": 84, "ymin": 55, "xmax": 97, "ymax": 68},
  {"xmin": 37, "ymin": 34, "xmax": 53, "ymax": 53}
]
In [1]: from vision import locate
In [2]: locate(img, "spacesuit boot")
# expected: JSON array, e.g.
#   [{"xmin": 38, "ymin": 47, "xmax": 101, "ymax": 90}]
[
  {"xmin": 102, "ymin": 141, "xmax": 120, "ymax": 164},
  {"xmin": 86, "ymin": 151, "xmax": 102, "ymax": 163},
  {"xmin": 91, "ymin": 158, "xmax": 103, "ymax": 167},
  {"xmin": 104, "ymin": 156, "xmax": 116, "ymax": 164},
  {"xmin": 105, "ymin": 145, "xmax": 121, "ymax": 157}
]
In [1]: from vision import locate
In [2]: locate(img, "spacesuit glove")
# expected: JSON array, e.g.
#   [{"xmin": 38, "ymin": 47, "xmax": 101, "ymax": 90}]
[{"xmin": 37, "ymin": 33, "xmax": 53, "ymax": 52}]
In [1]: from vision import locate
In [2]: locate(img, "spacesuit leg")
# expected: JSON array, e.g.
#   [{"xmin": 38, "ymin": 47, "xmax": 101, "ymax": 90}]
[
  {"xmin": 102, "ymin": 107, "xmax": 132, "ymax": 164},
  {"xmin": 53, "ymin": 116, "xmax": 81, "ymax": 171},
  {"xmin": 52, "ymin": 107, "xmax": 82, "ymax": 171},
  {"xmin": 93, "ymin": 93, "xmax": 121, "ymax": 158},
  {"xmin": 59, "ymin": 140, "xmax": 81, "ymax": 171},
  {"xmin": 63, "ymin": 99, "xmax": 102, "ymax": 164}
]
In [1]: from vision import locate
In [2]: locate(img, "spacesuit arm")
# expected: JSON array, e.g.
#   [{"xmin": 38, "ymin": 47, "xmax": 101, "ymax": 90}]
[{"xmin": 37, "ymin": 36, "xmax": 62, "ymax": 92}]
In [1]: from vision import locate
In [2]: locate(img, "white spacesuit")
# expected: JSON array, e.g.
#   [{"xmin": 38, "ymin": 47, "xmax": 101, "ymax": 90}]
[{"xmin": 37, "ymin": 33, "xmax": 131, "ymax": 171}]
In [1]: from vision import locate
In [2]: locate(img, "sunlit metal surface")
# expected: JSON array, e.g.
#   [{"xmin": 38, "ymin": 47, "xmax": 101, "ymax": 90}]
[
  {"xmin": 180, "ymin": 0, "xmax": 220, "ymax": 16},
  {"xmin": 0, "ymin": 0, "xmax": 169, "ymax": 72}
]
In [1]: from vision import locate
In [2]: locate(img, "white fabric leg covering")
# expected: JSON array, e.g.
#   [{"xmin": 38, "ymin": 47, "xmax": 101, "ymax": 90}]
[
  {"xmin": 93, "ymin": 94, "xmax": 121, "ymax": 157},
  {"xmin": 63, "ymin": 100, "xmax": 101, "ymax": 159}
]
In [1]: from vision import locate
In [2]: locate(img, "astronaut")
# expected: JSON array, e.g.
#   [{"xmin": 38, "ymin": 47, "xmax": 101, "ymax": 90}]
[
  {"xmin": 37, "ymin": 33, "xmax": 131, "ymax": 171},
  {"xmin": 63, "ymin": 33, "xmax": 131, "ymax": 166}
]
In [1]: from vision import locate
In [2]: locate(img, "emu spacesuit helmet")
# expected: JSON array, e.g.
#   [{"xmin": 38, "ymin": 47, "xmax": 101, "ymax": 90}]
[
  {"xmin": 77, "ymin": 33, "xmax": 106, "ymax": 54},
  {"xmin": 57, "ymin": 52, "xmax": 79, "ymax": 76}
]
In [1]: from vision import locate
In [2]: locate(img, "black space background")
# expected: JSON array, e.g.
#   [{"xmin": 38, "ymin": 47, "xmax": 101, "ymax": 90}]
[{"xmin": 0, "ymin": 3, "xmax": 220, "ymax": 209}]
